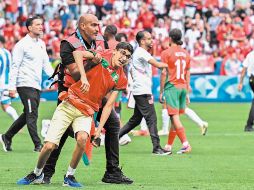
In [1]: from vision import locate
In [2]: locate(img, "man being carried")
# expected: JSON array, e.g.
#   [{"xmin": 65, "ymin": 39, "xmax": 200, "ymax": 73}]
[{"xmin": 17, "ymin": 42, "xmax": 134, "ymax": 187}]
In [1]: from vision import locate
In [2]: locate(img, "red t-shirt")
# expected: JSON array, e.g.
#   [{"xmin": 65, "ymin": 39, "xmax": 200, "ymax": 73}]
[
  {"xmin": 216, "ymin": 24, "xmax": 228, "ymax": 41},
  {"xmin": 232, "ymin": 27, "xmax": 245, "ymax": 40},
  {"xmin": 49, "ymin": 19, "xmax": 62, "ymax": 34},
  {"xmin": 107, "ymin": 39, "xmax": 119, "ymax": 50},
  {"xmin": 60, "ymin": 50, "xmax": 128, "ymax": 116},
  {"xmin": 94, "ymin": 0, "xmax": 104, "ymax": 6},
  {"xmin": 204, "ymin": 0, "xmax": 219, "ymax": 8},
  {"xmin": 161, "ymin": 46, "xmax": 190, "ymax": 89},
  {"xmin": 137, "ymin": 11, "xmax": 155, "ymax": 29},
  {"xmin": 3, "ymin": 24, "xmax": 14, "ymax": 39},
  {"xmin": 52, "ymin": 38, "xmax": 61, "ymax": 54},
  {"xmin": 5, "ymin": 0, "xmax": 18, "ymax": 13}
]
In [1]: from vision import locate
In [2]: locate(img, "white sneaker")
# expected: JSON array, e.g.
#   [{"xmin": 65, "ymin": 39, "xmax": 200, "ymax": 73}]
[
  {"xmin": 158, "ymin": 130, "xmax": 169, "ymax": 136},
  {"xmin": 41, "ymin": 120, "xmax": 51, "ymax": 138},
  {"xmin": 100, "ymin": 133, "xmax": 105, "ymax": 146},
  {"xmin": 201, "ymin": 121, "xmax": 208, "ymax": 136},
  {"xmin": 119, "ymin": 134, "xmax": 132, "ymax": 146}
]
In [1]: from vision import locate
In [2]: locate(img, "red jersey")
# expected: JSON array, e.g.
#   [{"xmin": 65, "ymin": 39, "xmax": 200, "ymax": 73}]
[
  {"xmin": 107, "ymin": 39, "xmax": 119, "ymax": 50},
  {"xmin": 137, "ymin": 11, "xmax": 155, "ymax": 29},
  {"xmin": 60, "ymin": 50, "xmax": 127, "ymax": 116},
  {"xmin": 161, "ymin": 46, "xmax": 190, "ymax": 89},
  {"xmin": 5, "ymin": 0, "xmax": 18, "ymax": 13},
  {"xmin": 94, "ymin": 0, "xmax": 104, "ymax": 6}
]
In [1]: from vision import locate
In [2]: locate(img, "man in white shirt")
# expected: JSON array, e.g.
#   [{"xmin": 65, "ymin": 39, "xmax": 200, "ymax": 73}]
[
  {"xmin": 184, "ymin": 22, "xmax": 201, "ymax": 52},
  {"xmin": 0, "ymin": 16, "xmax": 54, "ymax": 152},
  {"xmin": 119, "ymin": 30, "xmax": 170, "ymax": 155},
  {"xmin": 238, "ymin": 50, "xmax": 254, "ymax": 132}
]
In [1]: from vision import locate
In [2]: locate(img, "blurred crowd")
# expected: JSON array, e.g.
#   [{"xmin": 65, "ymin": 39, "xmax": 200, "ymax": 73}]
[{"xmin": 1, "ymin": 0, "xmax": 254, "ymax": 75}]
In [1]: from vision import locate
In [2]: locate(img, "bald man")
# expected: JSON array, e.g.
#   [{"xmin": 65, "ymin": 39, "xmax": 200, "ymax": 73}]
[{"xmin": 41, "ymin": 14, "xmax": 133, "ymax": 185}]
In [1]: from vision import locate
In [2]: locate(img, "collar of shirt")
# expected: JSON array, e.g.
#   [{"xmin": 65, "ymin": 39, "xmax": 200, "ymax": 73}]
[
  {"xmin": 25, "ymin": 34, "xmax": 40, "ymax": 43},
  {"xmin": 75, "ymin": 31, "xmax": 95, "ymax": 50}
]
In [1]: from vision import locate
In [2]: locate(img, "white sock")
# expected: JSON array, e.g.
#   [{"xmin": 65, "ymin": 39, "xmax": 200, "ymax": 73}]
[
  {"xmin": 140, "ymin": 118, "xmax": 148, "ymax": 131},
  {"xmin": 185, "ymin": 107, "xmax": 203, "ymax": 128},
  {"xmin": 183, "ymin": 141, "xmax": 189, "ymax": 147},
  {"xmin": 162, "ymin": 109, "xmax": 169, "ymax": 132},
  {"xmin": 66, "ymin": 165, "xmax": 76, "ymax": 176},
  {"xmin": 5, "ymin": 106, "xmax": 19, "ymax": 121},
  {"xmin": 34, "ymin": 167, "xmax": 43, "ymax": 176}
]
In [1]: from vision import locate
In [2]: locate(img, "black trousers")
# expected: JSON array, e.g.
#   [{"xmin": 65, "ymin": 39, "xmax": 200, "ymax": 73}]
[
  {"xmin": 43, "ymin": 97, "xmax": 120, "ymax": 177},
  {"xmin": 5, "ymin": 87, "xmax": 41, "ymax": 147},
  {"xmin": 246, "ymin": 75, "xmax": 254, "ymax": 128},
  {"xmin": 119, "ymin": 94, "xmax": 161, "ymax": 151}
]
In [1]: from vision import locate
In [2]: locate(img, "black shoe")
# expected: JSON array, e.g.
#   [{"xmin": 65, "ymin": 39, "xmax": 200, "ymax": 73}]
[
  {"xmin": 42, "ymin": 175, "xmax": 51, "ymax": 184},
  {"xmin": 0, "ymin": 134, "xmax": 12, "ymax": 152},
  {"xmin": 244, "ymin": 126, "xmax": 254, "ymax": 132},
  {"xmin": 152, "ymin": 148, "xmax": 172, "ymax": 156},
  {"xmin": 102, "ymin": 168, "xmax": 133, "ymax": 184},
  {"xmin": 34, "ymin": 144, "xmax": 42, "ymax": 152}
]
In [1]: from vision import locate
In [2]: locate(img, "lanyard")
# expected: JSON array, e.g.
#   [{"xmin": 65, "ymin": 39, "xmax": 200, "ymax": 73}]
[{"xmin": 76, "ymin": 29, "xmax": 95, "ymax": 50}]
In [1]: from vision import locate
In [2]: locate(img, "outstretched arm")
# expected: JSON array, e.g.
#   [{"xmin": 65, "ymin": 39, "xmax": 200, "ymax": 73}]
[
  {"xmin": 148, "ymin": 58, "xmax": 168, "ymax": 68},
  {"xmin": 92, "ymin": 91, "xmax": 119, "ymax": 147}
]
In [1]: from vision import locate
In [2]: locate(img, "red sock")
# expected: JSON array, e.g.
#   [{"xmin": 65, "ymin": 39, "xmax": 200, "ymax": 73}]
[
  {"xmin": 167, "ymin": 128, "xmax": 177, "ymax": 145},
  {"xmin": 175, "ymin": 127, "xmax": 187, "ymax": 144}
]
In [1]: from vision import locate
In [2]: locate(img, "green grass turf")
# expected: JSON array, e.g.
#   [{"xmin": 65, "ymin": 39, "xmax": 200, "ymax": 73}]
[{"xmin": 0, "ymin": 101, "xmax": 254, "ymax": 190}]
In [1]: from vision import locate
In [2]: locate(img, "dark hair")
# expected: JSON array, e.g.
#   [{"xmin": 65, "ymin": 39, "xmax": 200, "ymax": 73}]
[
  {"xmin": 136, "ymin": 30, "xmax": 148, "ymax": 44},
  {"xmin": 0, "ymin": 35, "xmax": 5, "ymax": 44},
  {"xmin": 169, "ymin": 28, "xmax": 183, "ymax": 45},
  {"xmin": 116, "ymin": 42, "xmax": 134, "ymax": 55},
  {"xmin": 104, "ymin": 25, "xmax": 117, "ymax": 36},
  {"xmin": 115, "ymin": 33, "xmax": 128, "ymax": 42},
  {"xmin": 26, "ymin": 16, "xmax": 42, "ymax": 30}
]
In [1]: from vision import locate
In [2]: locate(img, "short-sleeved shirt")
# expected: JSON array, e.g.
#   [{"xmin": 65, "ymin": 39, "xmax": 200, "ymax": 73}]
[
  {"xmin": 131, "ymin": 47, "xmax": 153, "ymax": 95},
  {"xmin": 60, "ymin": 50, "xmax": 128, "ymax": 116},
  {"xmin": 60, "ymin": 34, "xmax": 95, "ymax": 67},
  {"xmin": 161, "ymin": 46, "xmax": 190, "ymax": 89},
  {"xmin": 242, "ymin": 50, "xmax": 254, "ymax": 77}
]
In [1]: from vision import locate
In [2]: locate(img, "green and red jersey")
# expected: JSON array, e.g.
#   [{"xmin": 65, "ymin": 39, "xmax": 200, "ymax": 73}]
[
  {"xmin": 161, "ymin": 46, "xmax": 190, "ymax": 89},
  {"xmin": 60, "ymin": 50, "xmax": 127, "ymax": 116}
]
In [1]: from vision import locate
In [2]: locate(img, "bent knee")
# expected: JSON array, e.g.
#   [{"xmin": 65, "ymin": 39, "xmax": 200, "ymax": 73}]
[
  {"xmin": 43, "ymin": 142, "xmax": 56, "ymax": 151},
  {"xmin": 76, "ymin": 132, "xmax": 88, "ymax": 147}
]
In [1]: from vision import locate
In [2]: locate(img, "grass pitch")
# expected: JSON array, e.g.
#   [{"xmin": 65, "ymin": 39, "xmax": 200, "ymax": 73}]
[{"xmin": 0, "ymin": 101, "xmax": 253, "ymax": 190}]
